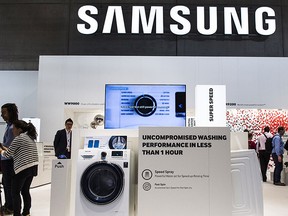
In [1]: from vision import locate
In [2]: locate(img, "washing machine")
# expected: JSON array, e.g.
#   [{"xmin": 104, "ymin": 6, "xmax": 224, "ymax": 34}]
[{"xmin": 75, "ymin": 149, "xmax": 131, "ymax": 216}]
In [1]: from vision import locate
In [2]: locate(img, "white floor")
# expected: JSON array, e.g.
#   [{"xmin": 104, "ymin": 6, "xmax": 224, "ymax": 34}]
[
  {"xmin": 29, "ymin": 180, "xmax": 288, "ymax": 216},
  {"xmin": 262, "ymin": 181, "xmax": 288, "ymax": 216},
  {"xmin": 30, "ymin": 184, "xmax": 51, "ymax": 216}
]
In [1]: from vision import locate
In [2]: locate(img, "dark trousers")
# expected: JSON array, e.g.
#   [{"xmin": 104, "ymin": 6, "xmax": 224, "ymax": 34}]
[
  {"xmin": 272, "ymin": 153, "xmax": 283, "ymax": 183},
  {"xmin": 65, "ymin": 149, "xmax": 71, "ymax": 159},
  {"xmin": 11, "ymin": 166, "xmax": 36, "ymax": 216},
  {"xmin": 1, "ymin": 159, "xmax": 14, "ymax": 210},
  {"xmin": 258, "ymin": 150, "xmax": 271, "ymax": 182}
]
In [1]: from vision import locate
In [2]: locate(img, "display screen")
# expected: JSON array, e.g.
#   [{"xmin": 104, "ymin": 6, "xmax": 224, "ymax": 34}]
[{"xmin": 105, "ymin": 84, "xmax": 186, "ymax": 129}]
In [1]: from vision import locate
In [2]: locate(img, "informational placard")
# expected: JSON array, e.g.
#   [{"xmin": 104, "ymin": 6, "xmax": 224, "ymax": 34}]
[
  {"xmin": 195, "ymin": 85, "xmax": 226, "ymax": 127},
  {"xmin": 138, "ymin": 127, "xmax": 231, "ymax": 216}
]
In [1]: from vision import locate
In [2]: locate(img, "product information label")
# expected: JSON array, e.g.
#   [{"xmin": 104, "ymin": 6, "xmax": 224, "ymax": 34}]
[{"xmin": 137, "ymin": 127, "xmax": 231, "ymax": 216}]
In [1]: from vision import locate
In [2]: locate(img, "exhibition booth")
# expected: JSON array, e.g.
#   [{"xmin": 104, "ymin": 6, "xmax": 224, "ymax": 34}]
[
  {"xmin": 37, "ymin": 55, "xmax": 281, "ymax": 216},
  {"xmin": 1, "ymin": 55, "xmax": 287, "ymax": 216},
  {"xmin": 0, "ymin": 1, "xmax": 288, "ymax": 215},
  {"xmin": 2, "ymin": 55, "xmax": 288, "ymax": 215}
]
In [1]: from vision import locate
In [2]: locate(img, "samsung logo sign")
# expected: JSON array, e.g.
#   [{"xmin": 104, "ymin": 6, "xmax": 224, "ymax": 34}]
[{"xmin": 77, "ymin": 6, "xmax": 276, "ymax": 36}]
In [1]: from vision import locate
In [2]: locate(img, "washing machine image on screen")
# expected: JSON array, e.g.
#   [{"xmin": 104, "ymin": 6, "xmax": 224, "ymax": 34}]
[{"xmin": 75, "ymin": 149, "xmax": 131, "ymax": 216}]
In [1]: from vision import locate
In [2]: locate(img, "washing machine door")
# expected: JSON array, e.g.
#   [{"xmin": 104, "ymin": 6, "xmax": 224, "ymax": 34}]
[{"xmin": 81, "ymin": 161, "xmax": 124, "ymax": 205}]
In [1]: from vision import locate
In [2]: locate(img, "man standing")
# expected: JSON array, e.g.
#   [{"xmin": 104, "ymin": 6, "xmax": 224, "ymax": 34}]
[
  {"xmin": 1, "ymin": 103, "xmax": 19, "ymax": 214},
  {"xmin": 53, "ymin": 118, "xmax": 73, "ymax": 159},
  {"xmin": 271, "ymin": 126, "xmax": 286, "ymax": 186},
  {"xmin": 257, "ymin": 126, "xmax": 273, "ymax": 182}
]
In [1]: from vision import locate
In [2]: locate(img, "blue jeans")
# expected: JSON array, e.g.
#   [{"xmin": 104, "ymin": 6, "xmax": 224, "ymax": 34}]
[{"xmin": 272, "ymin": 153, "xmax": 283, "ymax": 183}]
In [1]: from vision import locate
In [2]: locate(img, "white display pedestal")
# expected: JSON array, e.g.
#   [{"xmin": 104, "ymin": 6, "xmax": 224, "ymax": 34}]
[
  {"xmin": 231, "ymin": 150, "xmax": 263, "ymax": 216},
  {"xmin": 50, "ymin": 159, "xmax": 71, "ymax": 216}
]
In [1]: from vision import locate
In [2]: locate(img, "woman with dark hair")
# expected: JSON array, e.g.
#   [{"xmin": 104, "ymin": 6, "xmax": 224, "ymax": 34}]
[
  {"xmin": 248, "ymin": 132, "xmax": 257, "ymax": 151},
  {"xmin": 1, "ymin": 103, "xmax": 19, "ymax": 214},
  {"xmin": 0, "ymin": 120, "xmax": 39, "ymax": 216}
]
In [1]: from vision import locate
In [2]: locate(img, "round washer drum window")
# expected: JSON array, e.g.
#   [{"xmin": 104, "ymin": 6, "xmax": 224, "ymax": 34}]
[{"xmin": 81, "ymin": 161, "xmax": 125, "ymax": 205}]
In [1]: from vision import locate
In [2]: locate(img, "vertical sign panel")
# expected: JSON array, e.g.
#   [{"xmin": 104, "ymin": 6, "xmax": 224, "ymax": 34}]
[
  {"xmin": 138, "ymin": 127, "xmax": 231, "ymax": 216},
  {"xmin": 195, "ymin": 85, "xmax": 226, "ymax": 127}
]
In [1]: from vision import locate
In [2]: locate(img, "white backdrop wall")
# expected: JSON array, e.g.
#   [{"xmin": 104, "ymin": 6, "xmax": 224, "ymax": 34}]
[
  {"xmin": 37, "ymin": 56, "xmax": 288, "ymax": 142},
  {"xmin": 0, "ymin": 71, "xmax": 38, "ymax": 137}
]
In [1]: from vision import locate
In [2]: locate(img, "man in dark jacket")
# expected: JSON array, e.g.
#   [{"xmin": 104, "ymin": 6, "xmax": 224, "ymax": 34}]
[{"xmin": 53, "ymin": 118, "xmax": 73, "ymax": 159}]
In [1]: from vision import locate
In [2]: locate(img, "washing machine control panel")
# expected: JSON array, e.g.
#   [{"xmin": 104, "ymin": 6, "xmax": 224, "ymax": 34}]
[
  {"xmin": 112, "ymin": 151, "xmax": 123, "ymax": 157},
  {"xmin": 79, "ymin": 149, "xmax": 130, "ymax": 161}
]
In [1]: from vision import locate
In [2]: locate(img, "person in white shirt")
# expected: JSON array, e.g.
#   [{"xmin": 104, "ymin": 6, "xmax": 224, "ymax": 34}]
[{"xmin": 257, "ymin": 126, "xmax": 273, "ymax": 182}]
